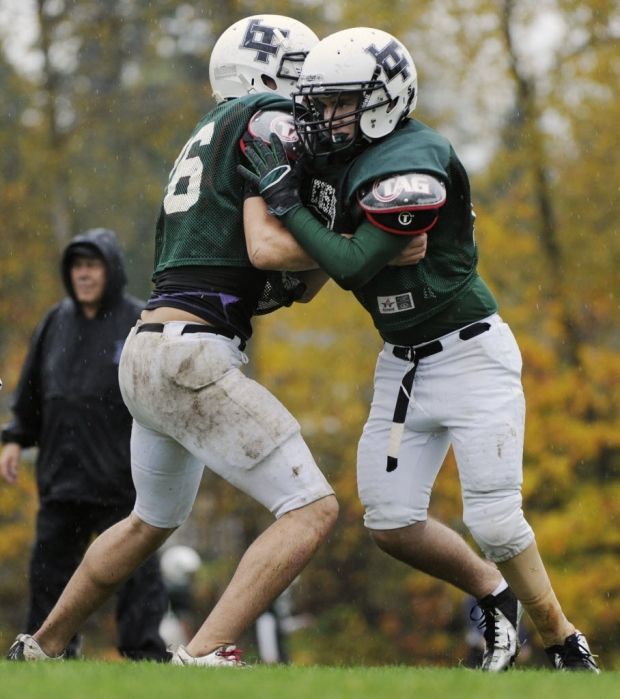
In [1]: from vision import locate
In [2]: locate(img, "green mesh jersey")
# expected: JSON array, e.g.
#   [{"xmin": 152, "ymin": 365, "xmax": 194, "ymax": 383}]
[
  {"xmin": 153, "ymin": 93, "xmax": 289, "ymax": 274},
  {"xmin": 292, "ymin": 118, "xmax": 497, "ymax": 343}
]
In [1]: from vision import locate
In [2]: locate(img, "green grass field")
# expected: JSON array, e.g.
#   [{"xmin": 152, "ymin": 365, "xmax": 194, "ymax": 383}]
[{"xmin": 1, "ymin": 663, "xmax": 617, "ymax": 699}]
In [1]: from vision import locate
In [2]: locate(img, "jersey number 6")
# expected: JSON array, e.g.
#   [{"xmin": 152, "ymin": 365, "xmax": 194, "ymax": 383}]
[{"xmin": 163, "ymin": 122, "xmax": 215, "ymax": 214}]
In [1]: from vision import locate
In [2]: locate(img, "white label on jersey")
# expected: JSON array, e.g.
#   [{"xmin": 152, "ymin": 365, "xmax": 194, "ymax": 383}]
[
  {"xmin": 377, "ymin": 292, "xmax": 415, "ymax": 314},
  {"xmin": 309, "ymin": 179, "xmax": 337, "ymax": 229}
]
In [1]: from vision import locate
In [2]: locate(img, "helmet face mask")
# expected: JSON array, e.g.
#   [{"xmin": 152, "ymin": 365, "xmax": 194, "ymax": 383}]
[
  {"xmin": 294, "ymin": 80, "xmax": 393, "ymax": 160},
  {"xmin": 293, "ymin": 28, "xmax": 417, "ymax": 161},
  {"xmin": 209, "ymin": 15, "xmax": 319, "ymax": 102},
  {"xmin": 276, "ymin": 50, "xmax": 308, "ymax": 82}
]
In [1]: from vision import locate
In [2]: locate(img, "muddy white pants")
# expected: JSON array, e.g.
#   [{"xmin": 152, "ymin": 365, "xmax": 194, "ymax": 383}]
[{"xmin": 119, "ymin": 321, "xmax": 334, "ymax": 528}]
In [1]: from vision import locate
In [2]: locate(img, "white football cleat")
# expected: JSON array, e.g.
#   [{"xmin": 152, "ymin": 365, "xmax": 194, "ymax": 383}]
[
  {"xmin": 170, "ymin": 644, "xmax": 244, "ymax": 667},
  {"xmin": 6, "ymin": 634, "xmax": 64, "ymax": 661}
]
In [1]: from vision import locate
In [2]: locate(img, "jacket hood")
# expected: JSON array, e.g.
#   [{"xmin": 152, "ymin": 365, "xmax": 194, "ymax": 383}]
[{"xmin": 61, "ymin": 228, "xmax": 128, "ymax": 308}]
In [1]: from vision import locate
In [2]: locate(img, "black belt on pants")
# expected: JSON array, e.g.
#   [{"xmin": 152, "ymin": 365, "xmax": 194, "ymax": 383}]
[
  {"xmin": 136, "ymin": 322, "xmax": 246, "ymax": 350},
  {"xmin": 387, "ymin": 321, "xmax": 491, "ymax": 472}
]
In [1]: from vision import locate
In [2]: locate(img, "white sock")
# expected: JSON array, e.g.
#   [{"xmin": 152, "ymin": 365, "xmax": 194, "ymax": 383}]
[{"xmin": 490, "ymin": 579, "xmax": 509, "ymax": 597}]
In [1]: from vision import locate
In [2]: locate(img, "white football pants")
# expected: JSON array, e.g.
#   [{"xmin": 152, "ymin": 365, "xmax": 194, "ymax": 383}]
[
  {"xmin": 118, "ymin": 321, "xmax": 334, "ymax": 528},
  {"xmin": 357, "ymin": 314, "xmax": 534, "ymax": 562}
]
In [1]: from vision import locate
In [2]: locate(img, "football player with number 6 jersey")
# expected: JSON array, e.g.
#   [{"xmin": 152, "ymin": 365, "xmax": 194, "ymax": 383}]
[
  {"xmin": 6, "ymin": 15, "xmax": 339, "ymax": 667},
  {"xmin": 240, "ymin": 27, "xmax": 599, "ymax": 672}
]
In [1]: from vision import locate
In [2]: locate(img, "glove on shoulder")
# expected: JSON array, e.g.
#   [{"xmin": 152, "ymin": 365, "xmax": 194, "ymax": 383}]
[{"xmin": 237, "ymin": 134, "xmax": 302, "ymax": 217}]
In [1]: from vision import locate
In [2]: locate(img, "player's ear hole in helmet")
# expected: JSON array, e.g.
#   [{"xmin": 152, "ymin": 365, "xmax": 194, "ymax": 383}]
[
  {"xmin": 261, "ymin": 75, "xmax": 277, "ymax": 91},
  {"xmin": 209, "ymin": 15, "xmax": 319, "ymax": 103},
  {"xmin": 293, "ymin": 27, "xmax": 417, "ymax": 161}
]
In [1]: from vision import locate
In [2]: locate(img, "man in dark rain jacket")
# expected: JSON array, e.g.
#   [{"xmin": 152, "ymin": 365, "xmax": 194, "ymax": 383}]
[{"xmin": 0, "ymin": 228, "xmax": 168, "ymax": 661}]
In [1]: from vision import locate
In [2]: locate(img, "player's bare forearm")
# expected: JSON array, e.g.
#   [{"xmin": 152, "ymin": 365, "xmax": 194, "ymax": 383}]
[{"xmin": 244, "ymin": 197, "xmax": 319, "ymax": 272}]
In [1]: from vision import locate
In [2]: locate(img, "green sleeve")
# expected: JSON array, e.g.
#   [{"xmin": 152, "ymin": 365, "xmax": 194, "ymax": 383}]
[{"xmin": 281, "ymin": 206, "xmax": 409, "ymax": 290}]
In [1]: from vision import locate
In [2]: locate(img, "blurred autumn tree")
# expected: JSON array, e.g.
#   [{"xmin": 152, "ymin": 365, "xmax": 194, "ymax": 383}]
[
  {"xmin": 472, "ymin": 0, "xmax": 620, "ymax": 666},
  {"xmin": 0, "ymin": 0, "xmax": 618, "ymax": 668}
]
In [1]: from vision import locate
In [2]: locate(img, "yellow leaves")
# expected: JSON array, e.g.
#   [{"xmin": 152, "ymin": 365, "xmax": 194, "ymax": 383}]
[
  {"xmin": 521, "ymin": 338, "xmax": 620, "ymax": 514},
  {"xmin": 534, "ymin": 484, "xmax": 620, "ymax": 556},
  {"xmin": 0, "ymin": 467, "xmax": 37, "ymax": 561},
  {"xmin": 253, "ymin": 281, "xmax": 379, "ymax": 489},
  {"xmin": 531, "ymin": 482, "xmax": 620, "ymax": 644}
]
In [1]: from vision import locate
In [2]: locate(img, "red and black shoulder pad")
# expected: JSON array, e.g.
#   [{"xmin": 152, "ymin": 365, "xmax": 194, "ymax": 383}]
[
  {"xmin": 240, "ymin": 109, "xmax": 302, "ymax": 161},
  {"xmin": 357, "ymin": 173, "xmax": 447, "ymax": 235}
]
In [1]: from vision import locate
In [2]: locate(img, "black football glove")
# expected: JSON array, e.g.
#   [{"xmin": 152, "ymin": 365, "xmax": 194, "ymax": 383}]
[{"xmin": 237, "ymin": 134, "xmax": 302, "ymax": 217}]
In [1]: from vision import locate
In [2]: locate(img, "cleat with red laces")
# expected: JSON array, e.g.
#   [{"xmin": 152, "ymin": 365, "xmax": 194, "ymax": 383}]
[{"xmin": 170, "ymin": 644, "xmax": 244, "ymax": 667}]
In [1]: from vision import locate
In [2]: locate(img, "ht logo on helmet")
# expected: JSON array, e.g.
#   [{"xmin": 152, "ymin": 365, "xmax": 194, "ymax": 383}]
[
  {"xmin": 242, "ymin": 20, "xmax": 289, "ymax": 63},
  {"xmin": 366, "ymin": 40, "xmax": 411, "ymax": 82}
]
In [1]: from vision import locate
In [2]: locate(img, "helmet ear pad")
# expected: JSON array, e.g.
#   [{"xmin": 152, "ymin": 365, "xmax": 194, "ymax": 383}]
[
  {"xmin": 359, "ymin": 92, "xmax": 395, "ymax": 139},
  {"xmin": 359, "ymin": 88, "xmax": 415, "ymax": 140}
]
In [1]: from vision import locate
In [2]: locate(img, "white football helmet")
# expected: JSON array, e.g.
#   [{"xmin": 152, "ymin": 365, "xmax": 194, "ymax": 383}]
[
  {"xmin": 294, "ymin": 28, "xmax": 417, "ymax": 158},
  {"xmin": 209, "ymin": 15, "xmax": 319, "ymax": 103}
]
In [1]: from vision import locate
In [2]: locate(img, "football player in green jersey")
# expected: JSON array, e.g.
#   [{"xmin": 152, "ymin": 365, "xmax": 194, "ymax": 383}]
[
  {"xmin": 240, "ymin": 27, "xmax": 599, "ymax": 672},
  {"xmin": 6, "ymin": 15, "xmax": 340, "ymax": 667}
]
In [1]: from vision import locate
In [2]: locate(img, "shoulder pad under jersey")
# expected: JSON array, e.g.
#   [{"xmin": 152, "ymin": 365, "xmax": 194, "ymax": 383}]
[
  {"xmin": 240, "ymin": 109, "xmax": 302, "ymax": 161},
  {"xmin": 358, "ymin": 173, "xmax": 447, "ymax": 235}
]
